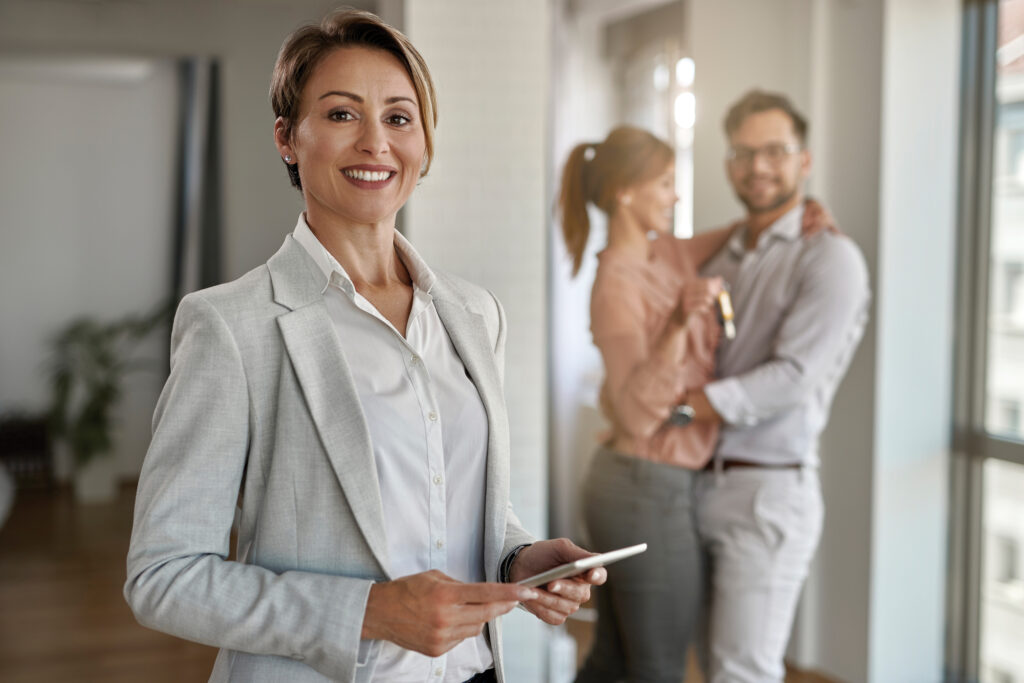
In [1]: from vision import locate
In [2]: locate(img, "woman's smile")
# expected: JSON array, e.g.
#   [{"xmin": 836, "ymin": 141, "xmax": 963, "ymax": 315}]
[{"xmin": 341, "ymin": 164, "xmax": 398, "ymax": 187}]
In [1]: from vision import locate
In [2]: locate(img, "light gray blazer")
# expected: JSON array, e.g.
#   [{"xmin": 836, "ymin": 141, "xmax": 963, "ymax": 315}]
[{"xmin": 124, "ymin": 235, "xmax": 535, "ymax": 682}]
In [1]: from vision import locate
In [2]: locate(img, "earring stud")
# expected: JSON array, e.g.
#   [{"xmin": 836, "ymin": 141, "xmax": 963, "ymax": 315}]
[{"xmin": 284, "ymin": 155, "xmax": 292, "ymax": 163}]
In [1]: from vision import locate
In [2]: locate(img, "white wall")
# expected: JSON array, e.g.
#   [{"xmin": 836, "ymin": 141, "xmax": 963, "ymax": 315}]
[
  {"xmin": 548, "ymin": 0, "xmax": 622, "ymax": 543},
  {"xmin": 397, "ymin": 2, "xmax": 552, "ymax": 681},
  {"xmin": 871, "ymin": 1, "xmax": 960, "ymax": 681},
  {"xmin": 0, "ymin": 57, "xmax": 177, "ymax": 479},
  {"xmin": 804, "ymin": 0, "xmax": 885, "ymax": 677}
]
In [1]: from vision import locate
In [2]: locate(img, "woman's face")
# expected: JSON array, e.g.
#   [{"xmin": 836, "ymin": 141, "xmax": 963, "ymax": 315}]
[
  {"xmin": 275, "ymin": 46, "xmax": 426, "ymax": 229},
  {"xmin": 622, "ymin": 162, "xmax": 678, "ymax": 235}
]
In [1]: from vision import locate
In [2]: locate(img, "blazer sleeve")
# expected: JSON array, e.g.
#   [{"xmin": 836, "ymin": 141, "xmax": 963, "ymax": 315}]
[{"xmin": 124, "ymin": 293, "xmax": 372, "ymax": 682}]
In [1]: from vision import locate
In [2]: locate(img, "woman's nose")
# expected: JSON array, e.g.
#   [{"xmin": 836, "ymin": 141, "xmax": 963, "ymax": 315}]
[{"xmin": 356, "ymin": 119, "xmax": 388, "ymax": 156}]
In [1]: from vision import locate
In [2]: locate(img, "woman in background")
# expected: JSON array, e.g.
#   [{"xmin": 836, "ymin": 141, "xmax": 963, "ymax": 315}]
[{"xmin": 560, "ymin": 126, "xmax": 830, "ymax": 682}]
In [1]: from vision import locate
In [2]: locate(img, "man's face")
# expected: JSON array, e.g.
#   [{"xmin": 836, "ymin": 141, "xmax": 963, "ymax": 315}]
[{"xmin": 725, "ymin": 109, "xmax": 811, "ymax": 215}]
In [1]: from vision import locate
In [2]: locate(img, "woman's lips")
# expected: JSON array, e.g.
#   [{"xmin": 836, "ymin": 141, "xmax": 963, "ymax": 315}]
[{"xmin": 341, "ymin": 166, "xmax": 397, "ymax": 189}]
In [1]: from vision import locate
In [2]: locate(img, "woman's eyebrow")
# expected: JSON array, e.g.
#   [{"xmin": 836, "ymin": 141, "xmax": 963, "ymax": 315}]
[{"xmin": 318, "ymin": 90, "xmax": 415, "ymax": 105}]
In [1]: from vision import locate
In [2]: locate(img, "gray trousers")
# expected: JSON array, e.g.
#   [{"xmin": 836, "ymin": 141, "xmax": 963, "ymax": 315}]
[
  {"xmin": 575, "ymin": 447, "xmax": 702, "ymax": 683},
  {"xmin": 695, "ymin": 466, "xmax": 824, "ymax": 683}
]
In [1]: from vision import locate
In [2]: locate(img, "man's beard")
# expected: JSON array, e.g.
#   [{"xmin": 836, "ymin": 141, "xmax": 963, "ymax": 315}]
[{"xmin": 736, "ymin": 177, "xmax": 798, "ymax": 214}]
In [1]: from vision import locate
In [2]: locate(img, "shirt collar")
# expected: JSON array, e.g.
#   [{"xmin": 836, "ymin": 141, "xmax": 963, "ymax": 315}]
[
  {"xmin": 291, "ymin": 213, "xmax": 437, "ymax": 297},
  {"xmin": 727, "ymin": 203, "xmax": 805, "ymax": 257}
]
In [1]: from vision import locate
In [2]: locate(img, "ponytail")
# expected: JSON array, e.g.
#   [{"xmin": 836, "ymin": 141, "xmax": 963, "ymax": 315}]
[
  {"xmin": 557, "ymin": 127, "xmax": 674, "ymax": 278},
  {"xmin": 558, "ymin": 142, "xmax": 594, "ymax": 277}
]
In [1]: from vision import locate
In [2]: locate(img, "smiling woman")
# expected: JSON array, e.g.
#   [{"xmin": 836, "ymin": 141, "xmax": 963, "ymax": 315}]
[
  {"xmin": 122, "ymin": 9, "xmax": 603, "ymax": 683},
  {"xmin": 273, "ymin": 47, "xmax": 427, "ymax": 269}
]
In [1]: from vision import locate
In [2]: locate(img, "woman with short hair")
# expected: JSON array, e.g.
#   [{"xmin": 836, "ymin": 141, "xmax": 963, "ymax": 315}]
[{"xmin": 125, "ymin": 10, "xmax": 602, "ymax": 683}]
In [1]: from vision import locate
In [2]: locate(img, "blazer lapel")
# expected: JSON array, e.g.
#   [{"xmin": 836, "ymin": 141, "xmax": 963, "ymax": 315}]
[
  {"xmin": 268, "ymin": 238, "xmax": 390, "ymax": 577},
  {"xmin": 433, "ymin": 289, "xmax": 510, "ymax": 582}
]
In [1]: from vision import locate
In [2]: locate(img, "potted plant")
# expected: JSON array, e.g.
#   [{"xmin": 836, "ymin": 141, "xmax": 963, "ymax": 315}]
[{"xmin": 47, "ymin": 302, "xmax": 171, "ymax": 503}]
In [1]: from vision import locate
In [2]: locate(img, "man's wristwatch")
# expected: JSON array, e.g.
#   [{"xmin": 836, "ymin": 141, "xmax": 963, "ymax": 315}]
[{"xmin": 668, "ymin": 403, "xmax": 696, "ymax": 427}]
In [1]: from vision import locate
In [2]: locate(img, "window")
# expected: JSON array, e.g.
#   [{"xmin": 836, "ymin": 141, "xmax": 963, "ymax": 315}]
[
  {"xmin": 953, "ymin": 1, "xmax": 1024, "ymax": 681},
  {"xmin": 999, "ymin": 399, "xmax": 1022, "ymax": 435},
  {"xmin": 991, "ymin": 535, "xmax": 1019, "ymax": 584},
  {"xmin": 608, "ymin": 1, "xmax": 693, "ymax": 237}
]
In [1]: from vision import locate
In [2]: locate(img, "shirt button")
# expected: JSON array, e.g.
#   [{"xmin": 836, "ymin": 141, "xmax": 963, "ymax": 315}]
[
  {"xmin": 428, "ymin": 411, "xmax": 438, "ymax": 422},
  {"xmin": 436, "ymin": 539, "xmax": 444, "ymax": 549},
  {"xmin": 433, "ymin": 474, "xmax": 443, "ymax": 485},
  {"xmin": 434, "ymin": 668, "xmax": 443, "ymax": 677},
  {"xmin": 411, "ymin": 355, "xmax": 420, "ymax": 365}
]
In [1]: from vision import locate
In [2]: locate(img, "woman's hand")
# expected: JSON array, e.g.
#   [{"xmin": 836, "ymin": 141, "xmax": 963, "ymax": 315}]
[
  {"xmin": 507, "ymin": 538, "xmax": 606, "ymax": 625},
  {"xmin": 362, "ymin": 571, "xmax": 537, "ymax": 657},
  {"xmin": 801, "ymin": 197, "xmax": 842, "ymax": 237},
  {"xmin": 680, "ymin": 276, "xmax": 725, "ymax": 318}
]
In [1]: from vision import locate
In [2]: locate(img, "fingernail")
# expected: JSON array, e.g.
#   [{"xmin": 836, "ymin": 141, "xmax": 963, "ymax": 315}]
[
  {"xmin": 549, "ymin": 583, "xmax": 562, "ymax": 594},
  {"xmin": 519, "ymin": 589, "xmax": 539, "ymax": 601}
]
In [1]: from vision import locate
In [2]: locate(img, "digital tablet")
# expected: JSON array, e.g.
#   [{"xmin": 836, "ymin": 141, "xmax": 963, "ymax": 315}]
[{"xmin": 516, "ymin": 543, "xmax": 647, "ymax": 588}]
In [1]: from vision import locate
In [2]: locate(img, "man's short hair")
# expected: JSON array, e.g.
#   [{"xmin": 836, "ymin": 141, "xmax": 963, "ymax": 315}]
[{"xmin": 724, "ymin": 90, "xmax": 808, "ymax": 144}]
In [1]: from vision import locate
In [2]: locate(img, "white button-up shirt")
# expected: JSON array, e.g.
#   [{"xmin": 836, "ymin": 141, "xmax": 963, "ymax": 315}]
[{"xmin": 293, "ymin": 215, "xmax": 492, "ymax": 682}]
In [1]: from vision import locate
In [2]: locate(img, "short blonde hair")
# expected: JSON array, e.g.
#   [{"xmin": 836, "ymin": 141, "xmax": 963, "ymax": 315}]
[{"xmin": 270, "ymin": 8, "xmax": 438, "ymax": 189}]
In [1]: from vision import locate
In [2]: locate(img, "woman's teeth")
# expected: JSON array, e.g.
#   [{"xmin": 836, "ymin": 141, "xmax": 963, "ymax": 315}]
[{"xmin": 344, "ymin": 169, "xmax": 391, "ymax": 182}]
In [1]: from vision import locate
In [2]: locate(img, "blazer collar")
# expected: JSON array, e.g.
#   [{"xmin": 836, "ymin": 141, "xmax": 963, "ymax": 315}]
[
  {"xmin": 267, "ymin": 237, "xmax": 390, "ymax": 575},
  {"xmin": 267, "ymin": 234, "xmax": 327, "ymax": 311}
]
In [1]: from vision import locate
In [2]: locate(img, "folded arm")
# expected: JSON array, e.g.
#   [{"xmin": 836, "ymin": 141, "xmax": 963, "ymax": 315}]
[
  {"xmin": 699, "ymin": 236, "xmax": 870, "ymax": 425},
  {"xmin": 591, "ymin": 275, "xmax": 690, "ymax": 440}
]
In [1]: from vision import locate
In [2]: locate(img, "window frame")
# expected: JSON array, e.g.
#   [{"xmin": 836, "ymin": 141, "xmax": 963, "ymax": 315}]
[{"xmin": 950, "ymin": 1, "xmax": 1024, "ymax": 679}]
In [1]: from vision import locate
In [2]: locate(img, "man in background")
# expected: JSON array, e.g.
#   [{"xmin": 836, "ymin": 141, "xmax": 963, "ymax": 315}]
[{"xmin": 682, "ymin": 90, "xmax": 870, "ymax": 681}]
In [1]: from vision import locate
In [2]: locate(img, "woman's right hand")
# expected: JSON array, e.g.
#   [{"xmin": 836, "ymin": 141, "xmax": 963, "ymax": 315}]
[
  {"xmin": 361, "ymin": 570, "xmax": 537, "ymax": 657},
  {"xmin": 680, "ymin": 277, "xmax": 724, "ymax": 319}
]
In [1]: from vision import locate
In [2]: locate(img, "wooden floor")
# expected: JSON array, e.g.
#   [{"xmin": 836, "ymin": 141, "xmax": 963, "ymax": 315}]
[
  {"xmin": 0, "ymin": 486, "xmax": 836, "ymax": 682},
  {"xmin": 0, "ymin": 486, "xmax": 217, "ymax": 682}
]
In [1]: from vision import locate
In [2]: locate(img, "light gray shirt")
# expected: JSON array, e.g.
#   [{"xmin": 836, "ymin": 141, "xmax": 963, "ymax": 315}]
[{"xmin": 700, "ymin": 205, "xmax": 870, "ymax": 467}]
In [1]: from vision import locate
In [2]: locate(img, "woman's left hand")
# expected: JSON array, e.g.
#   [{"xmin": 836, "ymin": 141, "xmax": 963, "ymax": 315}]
[
  {"xmin": 802, "ymin": 197, "xmax": 842, "ymax": 237},
  {"xmin": 507, "ymin": 538, "xmax": 606, "ymax": 625}
]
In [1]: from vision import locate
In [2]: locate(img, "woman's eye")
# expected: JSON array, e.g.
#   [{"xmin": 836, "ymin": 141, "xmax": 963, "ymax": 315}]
[
  {"xmin": 328, "ymin": 110, "xmax": 353, "ymax": 122},
  {"xmin": 386, "ymin": 113, "xmax": 412, "ymax": 126}
]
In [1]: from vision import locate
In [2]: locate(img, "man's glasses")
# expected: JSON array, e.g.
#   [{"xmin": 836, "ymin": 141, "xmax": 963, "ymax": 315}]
[{"xmin": 726, "ymin": 142, "xmax": 802, "ymax": 167}]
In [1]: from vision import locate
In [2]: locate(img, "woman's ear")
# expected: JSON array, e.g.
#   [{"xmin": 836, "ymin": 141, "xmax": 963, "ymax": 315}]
[{"xmin": 273, "ymin": 117, "xmax": 293, "ymax": 162}]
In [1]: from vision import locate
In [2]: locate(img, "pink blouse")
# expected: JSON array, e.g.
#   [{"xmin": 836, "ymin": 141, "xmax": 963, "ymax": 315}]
[{"xmin": 590, "ymin": 233, "xmax": 720, "ymax": 469}]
